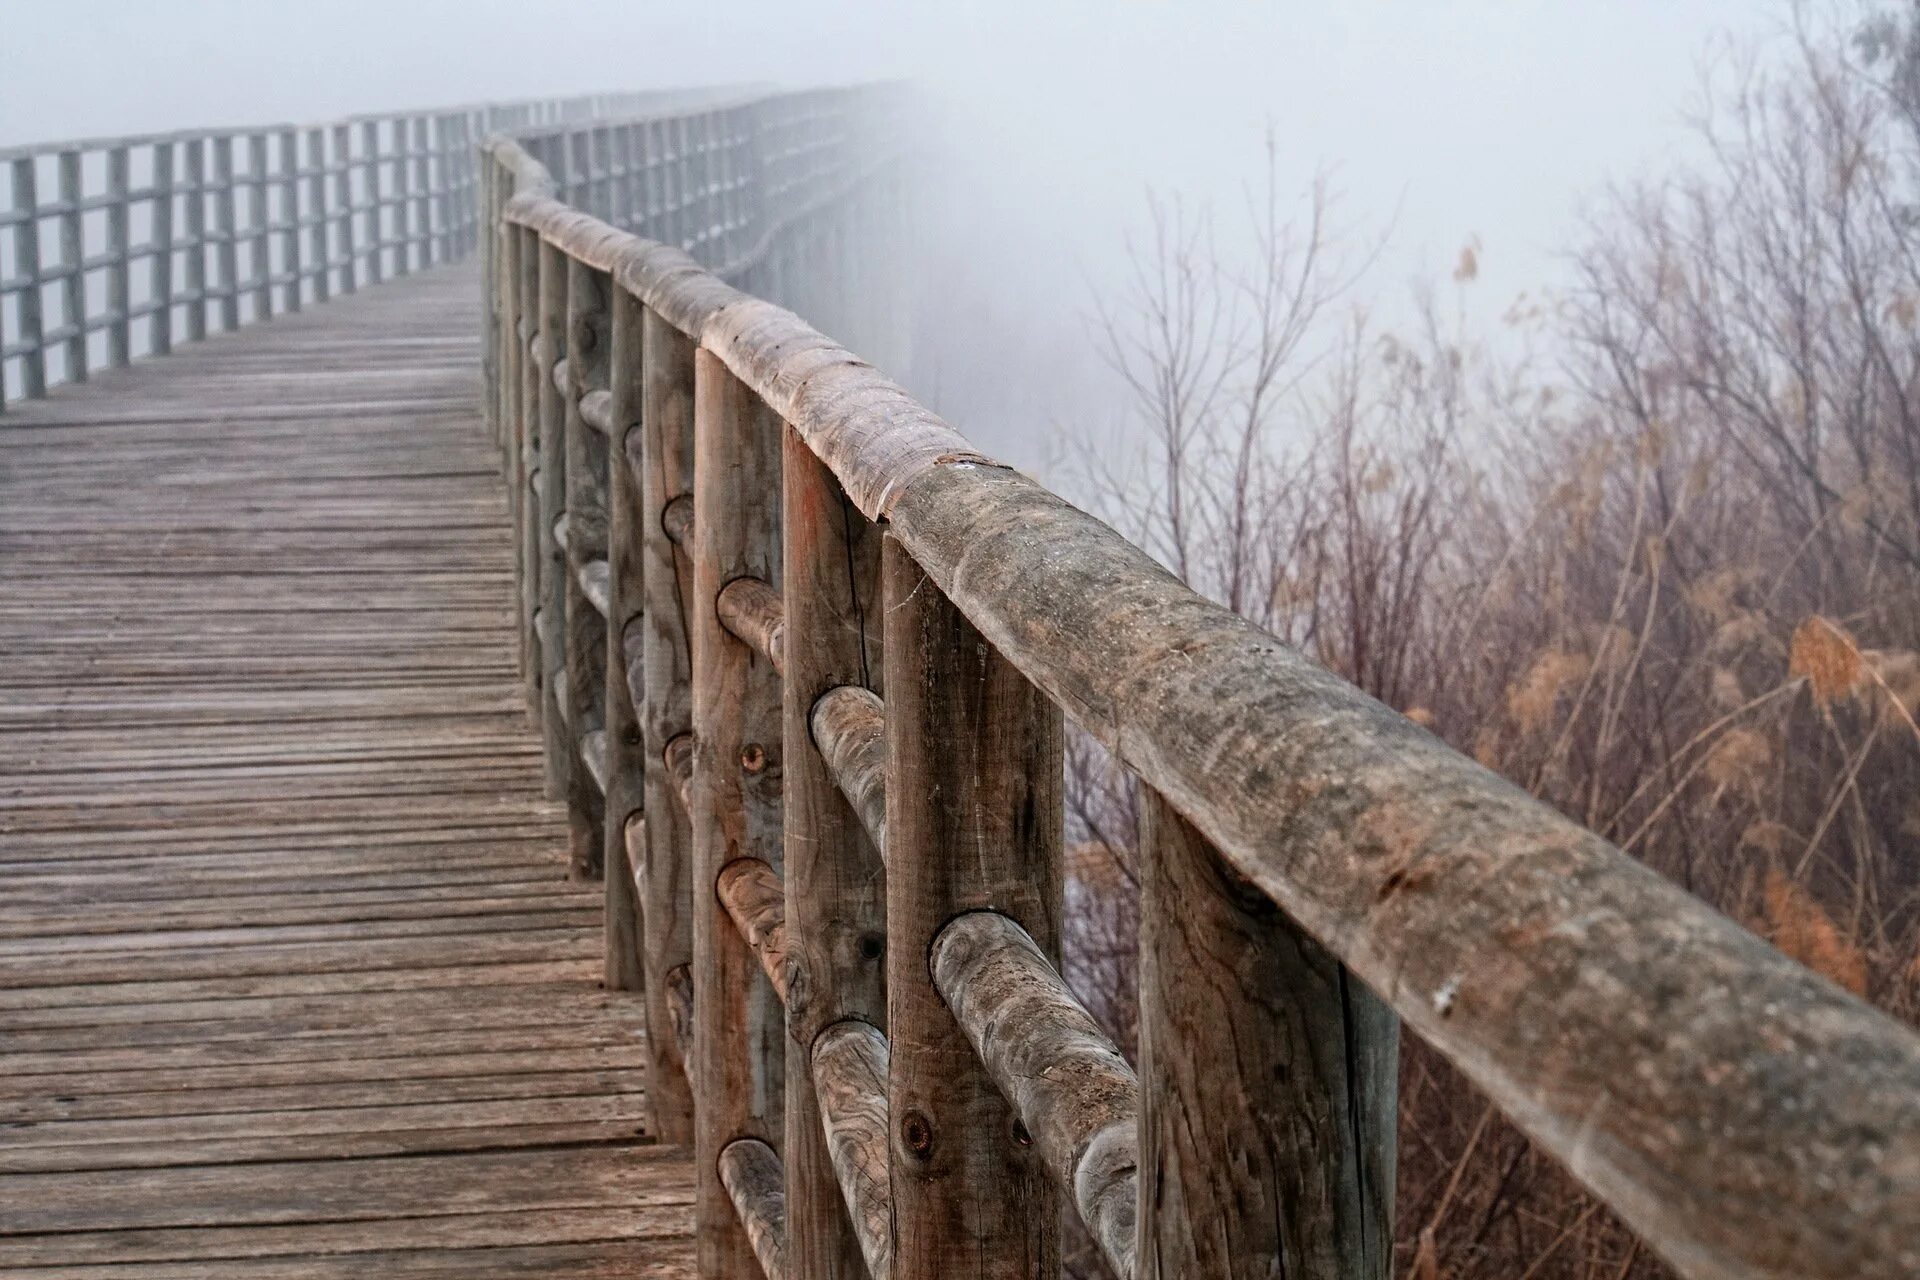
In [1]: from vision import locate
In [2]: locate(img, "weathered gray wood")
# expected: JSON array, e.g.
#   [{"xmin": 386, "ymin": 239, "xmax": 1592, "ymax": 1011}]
[
  {"xmin": 0, "ymin": 265, "xmax": 694, "ymax": 1276},
  {"xmin": 637, "ymin": 304, "xmax": 698, "ymax": 1141},
  {"xmin": 808, "ymin": 686, "xmax": 886, "ymax": 860},
  {"xmin": 562, "ymin": 257, "xmax": 611, "ymax": 878},
  {"xmin": 720, "ymin": 1138, "xmax": 789, "ymax": 1280},
  {"xmin": 691, "ymin": 346, "xmax": 786, "ymax": 1278},
  {"xmin": 600, "ymin": 284, "xmax": 647, "ymax": 992},
  {"xmin": 534, "ymin": 239, "xmax": 570, "ymax": 803},
  {"xmin": 1136, "ymin": 794, "xmax": 1394, "ymax": 1279},
  {"xmin": 930, "ymin": 911, "xmax": 1137, "ymax": 1279},
  {"xmin": 882, "ymin": 534, "xmax": 1061, "ymax": 1280},
  {"xmin": 781, "ymin": 422, "xmax": 886, "ymax": 1280},
  {"xmin": 515, "ymin": 228, "xmax": 543, "ymax": 721},
  {"xmin": 810, "ymin": 1020, "xmax": 893, "ymax": 1280},
  {"xmin": 151, "ymin": 141, "xmax": 176, "ymax": 351},
  {"xmin": 56, "ymin": 151, "xmax": 86, "ymax": 382},
  {"xmin": 106, "ymin": 145, "xmax": 131, "ymax": 364},
  {"xmin": 276, "ymin": 128, "xmax": 299, "ymax": 313}
]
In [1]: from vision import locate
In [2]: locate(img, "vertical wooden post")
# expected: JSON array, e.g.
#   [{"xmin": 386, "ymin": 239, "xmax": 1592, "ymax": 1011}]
[
  {"xmin": 391, "ymin": 118, "xmax": 412, "ymax": 277},
  {"xmin": 361, "ymin": 121, "xmax": 383, "ymax": 286},
  {"xmin": 412, "ymin": 117, "xmax": 433, "ymax": 265},
  {"xmin": 278, "ymin": 127, "xmax": 301, "ymax": 311},
  {"xmin": 332, "ymin": 123, "xmax": 356, "ymax": 293},
  {"xmin": 246, "ymin": 134, "xmax": 271, "ymax": 319},
  {"xmin": 306, "ymin": 128, "xmax": 330, "ymax": 304},
  {"xmin": 638, "ymin": 304, "xmax": 697, "ymax": 1142},
  {"xmin": 212, "ymin": 137, "xmax": 240, "ymax": 330},
  {"xmin": 563, "ymin": 259, "xmax": 610, "ymax": 880},
  {"xmin": 602, "ymin": 284, "xmax": 647, "ymax": 991},
  {"xmin": 1136, "ymin": 795, "xmax": 1398, "ymax": 1279},
  {"xmin": 150, "ymin": 142, "xmax": 174, "ymax": 355},
  {"xmin": 56, "ymin": 151, "xmax": 84, "ymax": 383},
  {"xmin": 691, "ymin": 348, "xmax": 785, "ymax": 1278},
  {"xmin": 535, "ymin": 238, "xmax": 571, "ymax": 801},
  {"xmin": 10, "ymin": 158, "xmax": 45, "ymax": 398},
  {"xmin": 783, "ymin": 426, "xmax": 886, "ymax": 1280},
  {"xmin": 106, "ymin": 145, "xmax": 130, "ymax": 364},
  {"xmin": 181, "ymin": 139, "xmax": 207, "ymax": 342},
  {"xmin": 882, "ymin": 536, "xmax": 1062, "ymax": 1279},
  {"xmin": 516, "ymin": 225, "xmax": 543, "ymax": 722}
]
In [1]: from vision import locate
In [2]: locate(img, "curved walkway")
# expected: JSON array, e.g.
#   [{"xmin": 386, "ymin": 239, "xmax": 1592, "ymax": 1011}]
[{"xmin": 0, "ymin": 266, "xmax": 692, "ymax": 1277}]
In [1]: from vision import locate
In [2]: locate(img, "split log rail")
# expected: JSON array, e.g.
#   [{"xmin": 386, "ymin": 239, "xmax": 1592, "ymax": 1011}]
[{"xmin": 476, "ymin": 86, "xmax": 1920, "ymax": 1280}]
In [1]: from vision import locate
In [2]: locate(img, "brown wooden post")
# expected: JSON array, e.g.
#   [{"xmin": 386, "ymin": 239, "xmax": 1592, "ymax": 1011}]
[
  {"xmin": 105, "ymin": 144, "xmax": 131, "ymax": 363},
  {"xmin": 638, "ymin": 304, "xmax": 697, "ymax": 1141},
  {"xmin": 516, "ymin": 225, "xmax": 543, "ymax": 723},
  {"xmin": 782, "ymin": 424, "xmax": 886, "ymax": 1280},
  {"xmin": 56, "ymin": 150, "xmax": 85, "ymax": 382},
  {"xmin": 277, "ymin": 128, "xmax": 300, "ymax": 312},
  {"xmin": 1137, "ymin": 794, "xmax": 1397, "ymax": 1280},
  {"xmin": 182, "ymin": 138, "xmax": 208, "ymax": 340},
  {"xmin": 691, "ymin": 347, "xmax": 785, "ymax": 1278},
  {"xmin": 247, "ymin": 133, "xmax": 271, "ymax": 318},
  {"xmin": 150, "ymin": 141, "xmax": 174, "ymax": 354},
  {"xmin": 601, "ymin": 282, "xmax": 646, "ymax": 991},
  {"xmin": 332, "ymin": 123, "xmax": 356, "ymax": 294},
  {"xmin": 882, "ymin": 535, "xmax": 1061, "ymax": 1279},
  {"xmin": 211, "ymin": 136, "xmax": 240, "ymax": 331},
  {"xmin": 562, "ymin": 258, "xmax": 611, "ymax": 880},
  {"xmin": 499, "ymin": 212, "xmax": 529, "ymax": 690},
  {"xmin": 535, "ymin": 238, "xmax": 570, "ymax": 801}
]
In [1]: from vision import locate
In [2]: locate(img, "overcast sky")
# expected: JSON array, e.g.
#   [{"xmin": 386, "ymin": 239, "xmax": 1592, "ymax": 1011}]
[{"xmin": 3, "ymin": 0, "xmax": 1775, "ymax": 455}]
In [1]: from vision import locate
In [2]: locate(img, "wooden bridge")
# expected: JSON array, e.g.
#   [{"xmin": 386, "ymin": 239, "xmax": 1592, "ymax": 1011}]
[{"xmin": 1, "ymin": 89, "xmax": 1916, "ymax": 1280}]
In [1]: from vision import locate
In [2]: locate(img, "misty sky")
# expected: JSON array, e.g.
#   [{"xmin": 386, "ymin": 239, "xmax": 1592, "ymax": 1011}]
[{"xmin": 5, "ymin": 0, "xmax": 1772, "ymax": 456}]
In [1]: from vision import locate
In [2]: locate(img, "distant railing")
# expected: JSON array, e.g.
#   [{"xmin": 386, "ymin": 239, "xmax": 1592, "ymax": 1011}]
[
  {"xmin": 0, "ymin": 92, "xmax": 688, "ymax": 407},
  {"xmin": 488, "ymin": 87, "xmax": 1920, "ymax": 1280}
]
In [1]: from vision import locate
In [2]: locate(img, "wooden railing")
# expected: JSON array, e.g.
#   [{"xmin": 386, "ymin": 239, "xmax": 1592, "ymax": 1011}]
[
  {"xmin": 0, "ymin": 91, "xmax": 698, "ymax": 407},
  {"xmin": 487, "ymin": 89, "xmax": 1920, "ymax": 1280}
]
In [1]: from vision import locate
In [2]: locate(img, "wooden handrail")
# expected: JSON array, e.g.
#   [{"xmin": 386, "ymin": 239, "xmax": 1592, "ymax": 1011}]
[{"xmin": 484, "ymin": 85, "xmax": 1920, "ymax": 1280}]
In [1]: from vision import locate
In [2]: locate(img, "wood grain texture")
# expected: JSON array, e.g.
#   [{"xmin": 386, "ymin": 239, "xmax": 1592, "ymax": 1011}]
[
  {"xmin": 600, "ymin": 284, "xmax": 646, "ymax": 991},
  {"xmin": 881, "ymin": 535, "xmax": 1061, "ymax": 1280},
  {"xmin": 809, "ymin": 1021, "xmax": 893, "ymax": 1280},
  {"xmin": 561, "ymin": 258, "xmax": 611, "ymax": 879},
  {"xmin": 781, "ymin": 424, "xmax": 887, "ymax": 1280},
  {"xmin": 930, "ymin": 911, "xmax": 1138, "ymax": 1279},
  {"xmin": 636, "ymin": 304, "xmax": 698, "ymax": 1140},
  {"xmin": 720, "ymin": 1138, "xmax": 789, "ymax": 1280},
  {"xmin": 1137, "ymin": 796, "xmax": 1395, "ymax": 1280},
  {"xmin": 691, "ymin": 347, "xmax": 787, "ymax": 1278},
  {"xmin": 807, "ymin": 685, "xmax": 887, "ymax": 861},
  {"xmin": 0, "ymin": 265, "xmax": 694, "ymax": 1278}
]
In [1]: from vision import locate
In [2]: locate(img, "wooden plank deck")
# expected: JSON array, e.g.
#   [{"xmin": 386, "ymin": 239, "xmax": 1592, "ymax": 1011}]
[{"xmin": 0, "ymin": 266, "xmax": 695, "ymax": 1277}]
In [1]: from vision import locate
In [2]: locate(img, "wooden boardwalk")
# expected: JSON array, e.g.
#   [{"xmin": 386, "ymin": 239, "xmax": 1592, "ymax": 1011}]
[{"xmin": 0, "ymin": 266, "xmax": 694, "ymax": 1277}]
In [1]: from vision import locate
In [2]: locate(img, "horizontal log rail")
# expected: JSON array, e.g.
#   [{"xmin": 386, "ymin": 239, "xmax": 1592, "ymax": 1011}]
[{"xmin": 486, "ymin": 84, "xmax": 1920, "ymax": 1280}]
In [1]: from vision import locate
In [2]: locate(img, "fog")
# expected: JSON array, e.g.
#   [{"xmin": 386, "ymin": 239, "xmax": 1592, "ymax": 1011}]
[{"xmin": 5, "ymin": 0, "xmax": 1765, "ymax": 460}]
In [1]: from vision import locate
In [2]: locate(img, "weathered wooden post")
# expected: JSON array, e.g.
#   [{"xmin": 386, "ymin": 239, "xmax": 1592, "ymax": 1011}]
[
  {"xmin": 1136, "ymin": 797, "xmax": 1398, "ymax": 1279},
  {"xmin": 637, "ymin": 303, "xmax": 697, "ymax": 1141},
  {"xmin": 690, "ymin": 348, "xmax": 786, "ymax": 1277},
  {"xmin": 246, "ymin": 134, "xmax": 271, "ymax": 319},
  {"xmin": 275, "ymin": 129, "xmax": 299, "ymax": 312},
  {"xmin": 535, "ymin": 238, "xmax": 571, "ymax": 800},
  {"xmin": 181, "ymin": 139, "xmax": 209, "ymax": 341},
  {"xmin": 391, "ymin": 119, "xmax": 412, "ymax": 277},
  {"xmin": 331, "ymin": 124, "xmax": 356, "ymax": 293},
  {"xmin": 360, "ymin": 121, "xmax": 383, "ymax": 286},
  {"xmin": 209, "ymin": 138, "xmax": 239, "ymax": 330},
  {"xmin": 105, "ymin": 145, "xmax": 131, "ymax": 363},
  {"xmin": 150, "ymin": 141, "xmax": 174, "ymax": 353},
  {"xmin": 516, "ymin": 225, "xmax": 543, "ymax": 722},
  {"xmin": 561, "ymin": 259, "xmax": 612, "ymax": 880},
  {"xmin": 883, "ymin": 535, "xmax": 1062, "ymax": 1279},
  {"xmin": 782, "ymin": 425, "xmax": 887, "ymax": 1280},
  {"xmin": 601, "ymin": 282, "xmax": 647, "ymax": 991},
  {"xmin": 412, "ymin": 117, "xmax": 433, "ymax": 265},
  {"xmin": 305, "ymin": 128, "xmax": 329, "ymax": 305},
  {"xmin": 56, "ymin": 150, "xmax": 85, "ymax": 383},
  {"xmin": 9, "ymin": 158, "xmax": 45, "ymax": 398}
]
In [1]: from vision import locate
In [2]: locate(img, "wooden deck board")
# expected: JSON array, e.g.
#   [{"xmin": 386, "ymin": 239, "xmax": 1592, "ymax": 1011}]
[{"xmin": 0, "ymin": 266, "xmax": 693, "ymax": 1276}]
